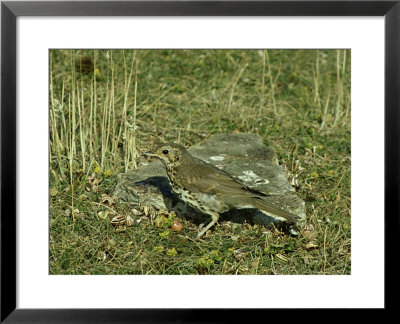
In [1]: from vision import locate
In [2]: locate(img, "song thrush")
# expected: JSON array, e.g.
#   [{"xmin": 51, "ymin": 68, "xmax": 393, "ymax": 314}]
[{"xmin": 144, "ymin": 143, "xmax": 300, "ymax": 238}]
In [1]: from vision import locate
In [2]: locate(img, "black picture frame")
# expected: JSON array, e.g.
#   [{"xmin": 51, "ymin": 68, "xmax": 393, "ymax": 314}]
[{"xmin": 1, "ymin": 0, "xmax": 398, "ymax": 322}]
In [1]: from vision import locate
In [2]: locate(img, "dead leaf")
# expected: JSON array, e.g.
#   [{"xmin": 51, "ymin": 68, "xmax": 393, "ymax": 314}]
[
  {"xmin": 302, "ymin": 224, "xmax": 317, "ymax": 240},
  {"xmin": 101, "ymin": 194, "xmax": 115, "ymax": 206},
  {"xmin": 50, "ymin": 187, "xmax": 58, "ymax": 197},
  {"xmin": 86, "ymin": 173, "xmax": 102, "ymax": 192},
  {"xmin": 275, "ymin": 253, "xmax": 289, "ymax": 263},
  {"xmin": 233, "ymin": 249, "xmax": 247, "ymax": 260},
  {"xmin": 171, "ymin": 219, "xmax": 183, "ymax": 231},
  {"xmin": 125, "ymin": 215, "xmax": 134, "ymax": 227},
  {"xmin": 305, "ymin": 242, "xmax": 319, "ymax": 250},
  {"xmin": 111, "ymin": 215, "xmax": 125, "ymax": 225},
  {"xmin": 98, "ymin": 210, "xmax": 109, "ymax": 220}
]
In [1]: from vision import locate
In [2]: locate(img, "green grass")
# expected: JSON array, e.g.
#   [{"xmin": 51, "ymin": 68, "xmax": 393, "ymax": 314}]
[{"xmin": 49, "ymin": 49, "xmax": 351, "ymax": 275}]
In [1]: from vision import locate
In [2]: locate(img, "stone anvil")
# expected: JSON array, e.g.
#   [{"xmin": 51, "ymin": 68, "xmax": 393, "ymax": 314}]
[{"xmin": 114, "ymin": 133, "xmax": 306, "ymax": 228}]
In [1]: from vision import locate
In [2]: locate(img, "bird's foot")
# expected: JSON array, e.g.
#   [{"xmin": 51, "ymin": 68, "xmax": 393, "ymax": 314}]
[
  {"xmin": 197, "ymin": 219, "xmax": 217, "ymax": 238},
  {"xmin": 288, "ymin": 225, "xmax": 300, "ymax": 236},
  {"xmin": 198, "ymin": 222, "xmax": 205, "ymax": 231}
]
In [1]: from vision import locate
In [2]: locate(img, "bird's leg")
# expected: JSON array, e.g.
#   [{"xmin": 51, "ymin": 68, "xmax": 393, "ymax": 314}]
[
  {"xmin": 197, "ymin": 217, "xmax": 211, "ymax": 231},
  {"xmin": 197, "ymin": 213, "xmax": 219, "ymax": 238}
]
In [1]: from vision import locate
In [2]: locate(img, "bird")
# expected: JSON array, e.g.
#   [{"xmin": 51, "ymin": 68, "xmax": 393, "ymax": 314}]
[{"xmin": 143, "ymin": 143, "xmax": 300, "ymax": 238}]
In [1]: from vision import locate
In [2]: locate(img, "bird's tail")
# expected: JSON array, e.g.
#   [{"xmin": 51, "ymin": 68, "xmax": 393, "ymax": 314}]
[{"xmin": 250, "ymin": 197, "xmax": 300, "ymax": 224}]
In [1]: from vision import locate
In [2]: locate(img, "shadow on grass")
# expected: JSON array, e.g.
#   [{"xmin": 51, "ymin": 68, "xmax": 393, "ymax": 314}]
[{"xmin": 136, "ymin": 176, "xmax": 292, "ymax": 232}]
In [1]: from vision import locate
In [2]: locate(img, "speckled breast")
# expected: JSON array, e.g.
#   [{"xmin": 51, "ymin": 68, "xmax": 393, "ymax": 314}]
[
  {"xmin": 166, "ymin": 169, "xmax": 229, "ymax": 216},
  {"xmin": 166, "ymin": 171, "xmax": 200, "ymax": 209}
]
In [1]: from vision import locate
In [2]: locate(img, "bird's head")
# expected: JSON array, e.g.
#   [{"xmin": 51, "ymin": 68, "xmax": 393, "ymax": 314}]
[{"xmin": 143, "ymin": 143, "xmax": 188, "ymax": 167}]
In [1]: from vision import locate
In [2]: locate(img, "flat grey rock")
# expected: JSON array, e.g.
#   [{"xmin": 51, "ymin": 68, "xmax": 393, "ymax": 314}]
[{"xmin": 114, "ymin": 133, "xmax": 306, "ymax": 227}]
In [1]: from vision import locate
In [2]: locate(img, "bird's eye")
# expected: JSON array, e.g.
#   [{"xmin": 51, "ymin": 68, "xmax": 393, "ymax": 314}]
[{"xmin": 162, "ymin": 149, "xmax": 169, "ymax": 155}]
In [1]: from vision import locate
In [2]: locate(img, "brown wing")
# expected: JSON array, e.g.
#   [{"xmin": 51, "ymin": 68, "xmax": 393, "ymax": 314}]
[
  {"xmin": 175, "ymin": 158, "xmax": 263, "ymax": 197},
  {"xmin": 174, "ymin": 158, "xmax": 300, "ymax": 223}
]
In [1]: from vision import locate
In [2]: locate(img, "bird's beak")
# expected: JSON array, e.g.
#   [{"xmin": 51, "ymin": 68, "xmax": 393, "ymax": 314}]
[{"xmin": 142, "ymin": 150, "xmax": 155, "ymax": 157}]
